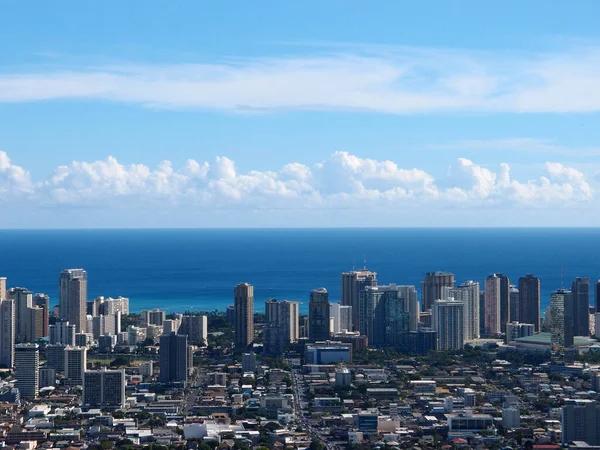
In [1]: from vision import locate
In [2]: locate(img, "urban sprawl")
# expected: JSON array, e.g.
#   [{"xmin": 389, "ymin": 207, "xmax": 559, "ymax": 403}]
[{"xmin": 0, "ymin": 269, "xmax": 599, "ymax": 450}]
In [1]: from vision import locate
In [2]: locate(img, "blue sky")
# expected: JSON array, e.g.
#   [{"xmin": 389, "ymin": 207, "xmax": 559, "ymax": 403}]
[{"xmin": 1, "ymin": 1, "xmax": 600, "ymax": 227}]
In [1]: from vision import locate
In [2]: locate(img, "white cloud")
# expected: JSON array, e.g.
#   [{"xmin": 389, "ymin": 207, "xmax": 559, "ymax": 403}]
[
  {"xmin": 2, "ymin": 44, "xmax": 600, "ymax": 113},
  {"xmin": 0, "ymin": 150, "xmax": 594, "ymax": 213},
  {"xmin": 0, "ymin": 151, "xmax": 34, "ymax": 198}
]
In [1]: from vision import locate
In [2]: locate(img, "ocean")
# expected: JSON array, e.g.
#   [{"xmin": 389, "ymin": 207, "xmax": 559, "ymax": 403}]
[{"xmin": 0, "ymin": 228, "xmax": 599, "ymax": 314}]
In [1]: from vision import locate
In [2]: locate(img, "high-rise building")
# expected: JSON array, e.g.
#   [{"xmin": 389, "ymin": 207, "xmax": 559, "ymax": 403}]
[
  {"xmin": 551, "ymin": 289, "xmax": 574, "ymax": 351},
  {"xmin": 24, "ymin": 306, "xmax": 44, "ymax": 343},
  {"xmin": 309, "ymin": 288, "xmax": 330, "ymax": 341},
  {"xmin": 509, "ymin": 286, "xmax": 519, "ymax": 323},
  {"xmin": 432, "ymin": 299, "xmax": 464, "ymax": 351},
  {"xmin": 421, "ymin": 272, "xmax": 455, "ymax": 312},
  {"xmin": 329, "ymin": 303, "xmax": 352, "ymax": 334},
  {"xmin": 264, "ymin": 299, "xmax": 299, "ymax": 357},
  {"xmin": 159, "ymin": 332, "xmax": 188, "ymax": 384},
  {"xmin": 8, "ymin": 287, "xmax": 33, "ymax": 343},
  {"xmin": 91, "ymin": 314, "xmax": 117, "ymax": 339},
  {"xmin": 59, "ymin": 269, "xmax": 88, "ymax": 333},
  {"xmin": 46, "ymin": 344, "xmax": 66, "ymax": 372},
  {"xmin": 64, "ymin": 346, "xmax": 87, "ymax": 385},
  {"xmin": 484, "ymin": 273, "xmax": 510, "ymax": 335},
  {"xmin": 234, "ymin": 283, "xmax": 254, "ymax": 351},
  {"xmin": 359, "ymin": 285, "xmax": 410, "ymax": 348},
  {"xmin": 162, "ymin": 318, "xmax": 180, "ymax": 335},
  {"xmin": 0, "ymin": 299, "xmax": 15, "ymax": 368},
  {"xmin": 39, "ymin": 366, "xmax": 56, "ymax": 388},
  {"xmin": 0, "ymin": 277, "xmax": 6, "ymax": 300},
  {"xmin": 14, "ymin": 343, "xmax": 39, "ymax": 399},
  {"xmin": 409, "ymin": 329, "xmax": 437, "ymax": 354},
  {"xmin": 93, "ymin": 296, "xmax": 130, "ymax": 316},
  {"xmin": 396, "ymin": 285, "xmax": 419, "ymax": 332},
  {"xmin": 562, "ymin": 399, "xmax": 600, "ymax": 446},
  {"xmin": 142, "ymin": 309, "xmax": 166, "ymax": 326},
  {"xmin": 83, "ymin": 368, "xmax": 126, "ymax": 409},
  {"xmin": 595, "ymin": 280, "xmax": 600, "ymax": 314},
  {"xmin": 572, "ymin": 277, "xmax": 591, "ymax": 337},
  {"xmin": 226, "ymin": 304, "xmax": 235, "ymax": 324},
  {"xmin": 340, "ymin": 269, "xmax": 377, "ymax": 331},
  {"xmin": 32, "ymin": 294, "xmax": 50, "ymax": 338},
  {"xmin": 49, "ymin": 321, "xmax": 76, "ymax": 346},
  {"xmin": 445, "ymin": 280, "xmax": 480, "ymax": 341},
  {"xmin": 518, "ymin": 274, "xmax": 541, "ymax": 332},
  {"xmin": 179, "ymin": 315, "xmax": 208, "ymax": 346},
  {"xmin": 242, "ymin": 352, "xmax": 257, "ymax": 373}
]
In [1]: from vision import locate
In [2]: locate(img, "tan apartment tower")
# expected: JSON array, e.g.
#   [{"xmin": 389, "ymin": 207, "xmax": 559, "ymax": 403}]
[
  {"xmin": 59, "ymin": 269, "xmax": 88, "ymax": 333},
  {"xmin": 234, "ymin": 283, "xmax": 254, "ymax": 351}
]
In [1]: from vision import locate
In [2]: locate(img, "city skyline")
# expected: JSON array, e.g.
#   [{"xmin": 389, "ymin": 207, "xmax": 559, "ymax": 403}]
[{"xmin": 2, "ymin": 2, "xmax": 600, "ymax": 227}]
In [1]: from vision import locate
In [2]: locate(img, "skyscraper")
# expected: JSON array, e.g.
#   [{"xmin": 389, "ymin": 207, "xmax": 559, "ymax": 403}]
[
  {"xmin": 0, "ymin": 299, "xmax": 15, "ymax": 368},
  {"xmin": 445, "ymin": 280, "xmax": 480, "ymax": 341},
  {"xmin": 159, "ymin": 332, "xmax": 189, "ymax": 384},
  {"xmin": 234, "ymin": 283, "xmax": 254, "ymax": 351},
  {"xmin": 309, "ymin": 288, "xmax": 330, "ymax": 341},
  {"xmin": 396, "ymin": 285, "xmax": 419, "ymax": 332},
  {"xmin": 518, "ymin": 274, "xmax": 541, "ymax": 331},
  {"xmin": 83, "ymin": 368, "xmax": 126, "ymax": 409},
  {"xmin": 359, "ymin": 285, "xmax": 411, "ymax": 348},
  {"xmin": 141, "ymin": 309, "xmax": 166, "ymax": 326},
  {"xmin": 509, "ymin": 285, "xmax": 519, "ymax": 323},
  {"xmin": 264, "ymin": 299, "xmax": 299, "ymax": 356},
  {"xmin": 179, "ymin": 315, "xmax": 208, "ymax": 346},
  {"xmin": 49, "ymin": 321, "xmax": 76, "ymax": 346},
  {"xmin": 484, "ymin": 273, "xmax": 510, "ymax": 335},
  {"xmin": 59, "ymin": 269, "xmax": 88, "ymax": 333},
  {"xmin": 341, "ymin": 269, "xmax": 377, "ymax": 332},
  {"xmin": 32, "ymin": 294, "xmax": 50, "ymax": 338},
  {"xmin": 551, "ymin": 289, "xmax": 574, "ymax": 351},
  {"xmin": 64, "ymin": 346, "xmax": 87, "ymax": 385},
  {"xmin": 15, "ymin": 343, "xmax": 39, "ymax": 399},
  {"xmin": 432, "ymin": 299, "xmax": 464, "ymax": 351},
  {"xmin": 572, "ymin": 277, "xmax": 591, "ymax": 337},
  {"xmin": 0, "ymin": 277, "xmax": 6, "ymax": 300},
  {"xmin": 8, "ymin": 287, "xmax": 32, "ymax": 343},
  {"xmin": 329, "ymin": 303, "xmax": 352, "ymax": 334},
  {"xmin": 421, "ymin": 272, "xmax": 455, "ymax": 312}
]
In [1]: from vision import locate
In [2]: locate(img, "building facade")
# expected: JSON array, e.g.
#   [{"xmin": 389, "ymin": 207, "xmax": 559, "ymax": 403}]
[
  {"xmin": 551, "ymin": 289, "xmax": 574, "ymax": 351},
  {"xmin": 572, "ymin": 277, "xmax": 591, "ymax": 337},
  {"xmin": 445, "ymin": 280, "xmax": 480, "ymax": 341},
  {"xmin": 484, "ymin": 273, "xmax": 510, "ymax": 335}
]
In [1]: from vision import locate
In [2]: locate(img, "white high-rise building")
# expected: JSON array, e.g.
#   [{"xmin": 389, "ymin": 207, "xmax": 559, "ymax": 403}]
[
  {"xmin": 15, "ymin": 343, "xmax": 39, "ymax": 399},
  {"xmin": 432, "ymin": 299, "xmax": 464, "ymax": 351},
  {"xmin": 444, "ymin": 280, "xmax": 480, "ymax": 341},
  {"xmin": 64, "ymin": 346, "xmax": 87, "ymax": 385},
  {"xmin": 0, "ymin": 299, "xmax": 15, "ymax": 368},
  {"xmin": 49, "ymin": 321, "xmax": 76, "ymax": 345},
  {"xmin": 329, "ymin": 303, "xmax": 352, "ymax": 333}
]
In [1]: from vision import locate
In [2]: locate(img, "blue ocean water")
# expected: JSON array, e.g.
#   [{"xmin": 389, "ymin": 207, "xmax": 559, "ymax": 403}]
[{"xmin": 0, "ymin": 228, "xmax": 599, "ymax": 314}]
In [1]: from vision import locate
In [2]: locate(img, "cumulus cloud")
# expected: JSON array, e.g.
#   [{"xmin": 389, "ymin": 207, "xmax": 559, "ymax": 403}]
[
  {"xmin": 0, "ymin": 150, "xmax": 594, "ymax": 212},
  {"xmin": 2, "ymin": 44, "xmax": 600, "ymax": 113}
]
